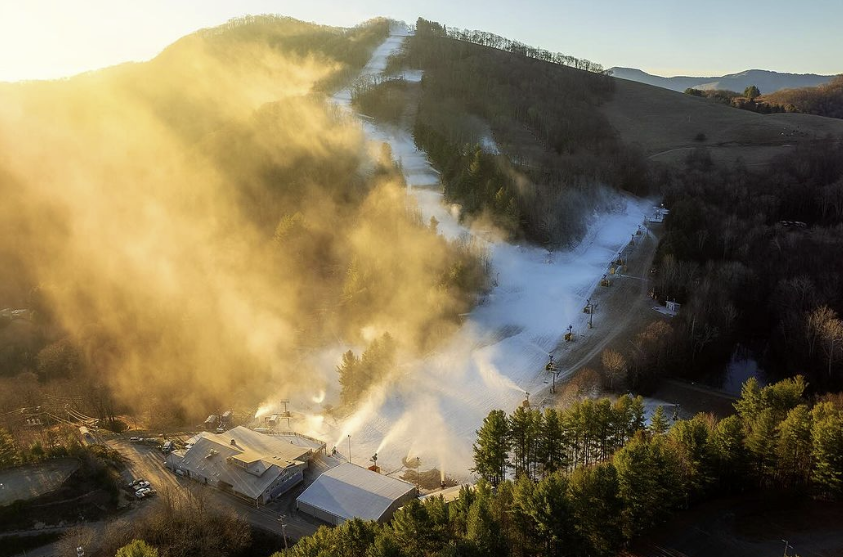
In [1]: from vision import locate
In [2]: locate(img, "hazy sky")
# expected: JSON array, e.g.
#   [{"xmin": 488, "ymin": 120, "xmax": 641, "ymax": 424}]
[{"xmin": 1, "ymin": 0, "xmax": 840, "ymax": 82}]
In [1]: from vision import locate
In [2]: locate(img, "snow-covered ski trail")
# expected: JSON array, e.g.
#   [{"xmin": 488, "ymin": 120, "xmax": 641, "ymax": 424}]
[{"xmin": 289, "ymin": 26, "xmax": 652, "ymax": 480}]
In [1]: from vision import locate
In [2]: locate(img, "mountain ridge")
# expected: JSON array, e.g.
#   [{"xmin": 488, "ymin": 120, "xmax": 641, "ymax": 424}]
[{"xmin": 610, "ymin": 66, "xmax": 836, "ymax": 94}]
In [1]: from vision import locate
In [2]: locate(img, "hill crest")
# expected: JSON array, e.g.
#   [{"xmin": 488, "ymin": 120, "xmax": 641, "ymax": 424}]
[{"xmin": 610, "ymin": 66, "xmax": 835, "ymax": 94}]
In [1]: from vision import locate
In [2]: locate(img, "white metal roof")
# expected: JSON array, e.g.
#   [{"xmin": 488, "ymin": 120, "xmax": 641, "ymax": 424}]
[{"xmin": 296, "ymin": 463, "xmax": 416, "ymax": 522}]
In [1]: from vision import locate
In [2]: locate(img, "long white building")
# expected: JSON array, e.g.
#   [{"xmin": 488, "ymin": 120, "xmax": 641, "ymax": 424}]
[{"xmin": 296, "ymin": 463, "xmax": 417, "ymax": 525}]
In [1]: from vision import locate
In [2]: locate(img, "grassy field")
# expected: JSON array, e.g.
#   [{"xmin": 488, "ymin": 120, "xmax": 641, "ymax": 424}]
[{"xmin": 602, "ymin": 77, "xmax": 843, "ymax": 166}]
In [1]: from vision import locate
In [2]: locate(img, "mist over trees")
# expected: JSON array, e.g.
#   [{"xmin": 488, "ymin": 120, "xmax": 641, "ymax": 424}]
[{"xmin": 0, "ymin": 16, "xmax": 488, "ymax": 432}]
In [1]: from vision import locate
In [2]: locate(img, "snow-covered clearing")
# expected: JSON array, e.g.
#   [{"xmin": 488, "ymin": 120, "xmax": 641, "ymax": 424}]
[{"xmin": 265, "ymin": 29, "xmax": 662, "ymax": 480}]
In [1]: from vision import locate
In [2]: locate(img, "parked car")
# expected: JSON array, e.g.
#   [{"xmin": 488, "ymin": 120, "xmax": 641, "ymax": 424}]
[{"xmin": 129, "ymin": 437, "xmax": 141, "ymax": 443}]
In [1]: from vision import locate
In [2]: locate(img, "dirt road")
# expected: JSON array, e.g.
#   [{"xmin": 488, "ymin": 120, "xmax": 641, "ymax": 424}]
[{"xmin": 539, "ymin": 223, "xmax": 663, "ymax": 399}]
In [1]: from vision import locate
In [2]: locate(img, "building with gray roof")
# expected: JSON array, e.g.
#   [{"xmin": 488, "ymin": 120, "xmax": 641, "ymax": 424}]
[
  {"xmin": 296, "ymin": 463, "xmax": 417, "ymax": 525},
  {"xmin": 166, "ymin": 426, "xmax": 319, "ymax": 505}
]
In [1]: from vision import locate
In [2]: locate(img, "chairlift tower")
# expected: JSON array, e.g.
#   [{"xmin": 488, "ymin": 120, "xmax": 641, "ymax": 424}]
[
  {"xmin": 545, "ymin": 354, "xmax": 559, "ymax": 394},
  {"xmin": 280, "ymin": 399, "xmax": 291, "ymax": 429}
]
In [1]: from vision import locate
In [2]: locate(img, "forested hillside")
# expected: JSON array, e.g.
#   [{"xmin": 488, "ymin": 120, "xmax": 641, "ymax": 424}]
[
  {"xmin": 355, "ymin": 18, "xmax": 649, "ymax": 247},
  {"xmin": 627, "ymin": 142, "xmax": 843, "ymax": 392},
  {"xmin": 761, "ymin": 75, "xmax": 843, "ymax": 119},
  {"xmin": 270, "ymin": 376, "xmax": 843, "ymax": 557},
  {"xmin": 0, "ymin": 16, "xmax": 487, "ymax": 428}
]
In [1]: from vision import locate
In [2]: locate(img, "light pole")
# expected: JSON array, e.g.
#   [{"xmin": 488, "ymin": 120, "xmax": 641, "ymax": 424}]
[
  {"xmin": 347, "ymin": 434, "xmax": 351, "ymax": 464},
  {"xmin": 782, "ymin": 539, "xmax": 791, "ymax": 557}
]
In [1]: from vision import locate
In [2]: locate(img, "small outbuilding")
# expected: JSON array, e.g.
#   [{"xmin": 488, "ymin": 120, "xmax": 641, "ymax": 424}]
[{"xmin": 296, "ymin": 463, "xmax": 417, "ymax": 525}]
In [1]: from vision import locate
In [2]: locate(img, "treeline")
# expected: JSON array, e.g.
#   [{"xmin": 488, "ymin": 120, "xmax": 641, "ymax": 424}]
[
  {"xmin": 270, "ymin": 377, "xmax": 843, "ymax": 557},
  {"xmin": 0, "ymin": 424, "xmax": 89, "ymax": 468},
  {"xmin": 643, "ymin": 142, "xmax": 843, "ymax": 389},
  {"xmin": 684, "ymin": 77, "xmax": 843, "ymax": 119},
  {"xmin": 472, "ymin": 395, "xmax": 646, "ymax": 484},
  {"xmin": 415, "ymin": 19, "xmax": 605, "ymax": 74},
  {"xmin": 383, "ymin": 18, "xmax": 649, "ymax": 246},
  {"xmin": 684, "ymin": 85, "xmax": 790, "ymax": 115},
  {"xmin": 762, "ymin": 75, "xmax": 843, "ymax": 120}
]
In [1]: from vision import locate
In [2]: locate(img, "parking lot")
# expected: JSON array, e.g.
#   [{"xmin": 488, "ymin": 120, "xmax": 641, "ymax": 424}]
[
  {"xmin": 107, "ymin": 436, "xmax": 324, "ymax": 541},
  {"xmin": 0, "ymin": 459, "xmax": 79, "ymax": 506}
]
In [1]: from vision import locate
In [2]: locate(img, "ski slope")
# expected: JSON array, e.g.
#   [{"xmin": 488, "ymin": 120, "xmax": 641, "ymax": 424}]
[{"xmin": 272, "ymin": 27, "xmax": 654, "ymax": 480}]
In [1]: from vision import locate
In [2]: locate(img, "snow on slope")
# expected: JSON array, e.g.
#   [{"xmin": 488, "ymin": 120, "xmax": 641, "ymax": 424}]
[{"xmin": 275, "ymin": 29, "xmax": 653, "ymax": 479}]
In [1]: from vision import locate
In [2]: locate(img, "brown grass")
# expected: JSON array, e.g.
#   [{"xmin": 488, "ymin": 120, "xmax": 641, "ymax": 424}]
[{"xmin": 602, "ymin": 77, "xmax": 843, "ymax": 166}]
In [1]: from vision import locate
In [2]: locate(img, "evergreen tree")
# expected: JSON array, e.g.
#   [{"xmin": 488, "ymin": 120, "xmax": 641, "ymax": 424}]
[
  {"xmin": 508, "ymin": 405, "xmax": 540, "ymax": 478},
  {"xmin": 669, "ymin": 413, "xmax": 715, "ymax": 497},
  {"xmin": 615, "ymin": 435, "xmax": 684, "ymax": 539},
  {"xmin": 775, "ymin": 404, "xmax": 814, "ymax": 486},
  {"xmin": 466, "ymin": 482, "xmax": 509, "ymax": 557},
  {"xmin": 650, "ymin": 406, "xmax": 670, "ymax": 435},
  {"xmin": 336, "ymin": 349, "xmax": 360, "ymax": 405},
  {"xmin": 568, "ymin": 462, "xmax": 623, "ymax": 556},
  {"xmin": 709, "ymin": 414, "xmax": 750, "ymax": 491},
  {"xmin": 0, "ymin": 427, "xmax": 19, "ymax": 468},
  {"xmin": 811, "ymin": 406, "xmax": 843, "ymax": 497},
  {"xmin": 745, "ymin": 408, "xmax": 779, "ymax": 484},
  {"xmin": 472, "ymin": 410, "xmax": 510, "ymax": 485},
  {"xmin": 537, "ymin": 408, "xmax": 567, "ymax": 475}
]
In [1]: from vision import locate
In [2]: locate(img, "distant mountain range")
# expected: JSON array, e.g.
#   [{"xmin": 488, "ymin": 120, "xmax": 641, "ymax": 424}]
[{"xmin": 609, "ymin": 67, "xmax": 836, "ymax": 94}]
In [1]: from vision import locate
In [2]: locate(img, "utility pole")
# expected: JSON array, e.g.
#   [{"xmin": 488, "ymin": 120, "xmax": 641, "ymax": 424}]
[{"xmin": 279, "ymin": 515, "xmax": 288, "ymax": 550}]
